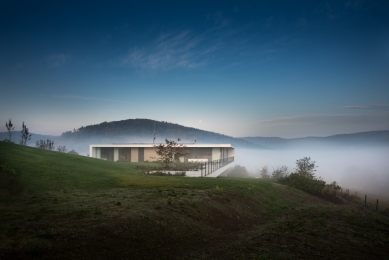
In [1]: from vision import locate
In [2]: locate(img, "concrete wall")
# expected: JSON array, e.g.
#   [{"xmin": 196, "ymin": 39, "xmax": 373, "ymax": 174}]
[
  {"xmin": 144, "ymin": 148, "xmax": 158, "ymax": 161},
  {"xmin": 212, "ymin": 148, "xmax": 221, "ymax": 161},
  {"xmin": 228, "ymin": 148, "xmax": 235, "ymax": 158},
  {"xmin": 131, "ymin": 148, "xmax": 138, "ymax": 162},
  {"xmin": 114, "ymin": 148, "xmax": 119, "ymax": 162},
  {"xmin": 90, "ymin": 145, "xmax": 234, "ymax": 162}
]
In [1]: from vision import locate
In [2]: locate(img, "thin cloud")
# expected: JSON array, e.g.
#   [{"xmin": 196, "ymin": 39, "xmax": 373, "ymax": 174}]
[
  {"xmin": 47, "ymin": 53, "xmax": 70, "ymax": 67},
  {"xmin": 122, "ymin": 30, "xmax": 216, "ymax": 71},
  {"xmin": 341, "ymin": 105, "xmax": 389, "ymax": 110},
  {"xmin": 345, "ymin": 0, "xmax": 364, "ymax": 11},
  {"xmin": 252, "ymin": 114, "xmax": 389, "ymax": 126},
  {"xmin": 53, "ymin": 95, "xmax": 131, "ymax": 104}
]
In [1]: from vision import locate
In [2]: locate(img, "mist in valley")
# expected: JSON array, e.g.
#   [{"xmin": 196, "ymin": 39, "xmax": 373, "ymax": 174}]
[{"xmin": 235, "ymin": 147, "xmax": 389, "ymax": 198}]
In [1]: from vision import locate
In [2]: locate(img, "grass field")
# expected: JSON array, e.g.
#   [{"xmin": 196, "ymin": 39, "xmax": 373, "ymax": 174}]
[{"xmin": 1, "ymin": 141, "xmax": 389, "ymax": 259}]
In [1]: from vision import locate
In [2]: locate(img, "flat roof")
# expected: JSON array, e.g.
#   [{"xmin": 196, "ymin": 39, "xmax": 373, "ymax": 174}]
[{"xmin": 90, "ymin": 143, "xmax": 234, "ymax": 148}]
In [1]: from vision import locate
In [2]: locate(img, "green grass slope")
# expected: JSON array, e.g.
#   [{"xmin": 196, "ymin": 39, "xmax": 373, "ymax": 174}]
[{"xmin": 1, "ymin": 142, "xmax": 388, "ymax": 259}]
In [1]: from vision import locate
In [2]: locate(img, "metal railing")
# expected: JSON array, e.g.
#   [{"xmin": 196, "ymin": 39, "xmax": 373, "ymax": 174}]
[{"xmin": 201, "ymin": 156, "xmax": 234, "ymax": 177}]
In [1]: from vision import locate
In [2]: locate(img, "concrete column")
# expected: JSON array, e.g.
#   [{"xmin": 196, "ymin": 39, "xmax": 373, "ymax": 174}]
[
  {"xmin": 114, "ymin": 148, "xmax": 119, "ymax": 162},
  {"xmin": 96, "ymin": 148, "xmax": 101, "ymax": 159},
  {"xmin": 131, "ymin": 148, "xmax": 138, "ymax": 162}
]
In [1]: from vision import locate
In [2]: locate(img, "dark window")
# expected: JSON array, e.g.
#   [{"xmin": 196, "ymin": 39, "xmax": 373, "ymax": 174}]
[
  {"xmin": 138, "ymin": 148, "xmax": 144, "ymax": 162},
  {"xmin": 119, "ymin": 148, "xmax": 131, "ymax": 162},
  {"xmin": 185, "ymin": 148, "xmax": 212, "ymax": 161},
  {"xmin": 101, "ymin": 148, "xmax": 114, "ymax": 161}
]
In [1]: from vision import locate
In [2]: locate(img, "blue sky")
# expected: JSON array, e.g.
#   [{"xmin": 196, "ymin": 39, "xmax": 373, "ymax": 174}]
[{"xmin": 1, "ymin": 0, "xmax": 389, "ymax": 138}]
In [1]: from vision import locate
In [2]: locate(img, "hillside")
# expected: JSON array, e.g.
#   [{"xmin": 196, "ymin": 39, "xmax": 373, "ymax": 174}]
[
  {"xmin": 1, "ymin": 141, "xmax": 389, "ymax": 259},
  {"xmin": 58, "ymin": 118, "xmax": 265, "ymax": 153},
  {"xmin": 242, "ymin": 130, "xmax": 389, "ymax": 149}
]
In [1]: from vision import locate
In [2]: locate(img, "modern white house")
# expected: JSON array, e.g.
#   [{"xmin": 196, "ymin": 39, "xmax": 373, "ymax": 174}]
[{"xmin": 89, "ymin": 143, "xmax": 234, "ymax": 163}]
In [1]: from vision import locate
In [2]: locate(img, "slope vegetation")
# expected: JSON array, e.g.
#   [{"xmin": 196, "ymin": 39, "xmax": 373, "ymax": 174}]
[{"xmin": 1, "ymin": 142, "xmax": 388, "ymax": 259}]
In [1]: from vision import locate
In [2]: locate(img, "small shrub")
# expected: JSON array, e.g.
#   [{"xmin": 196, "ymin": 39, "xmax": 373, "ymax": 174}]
[
  {"xmin": 0, "ymin": 163, "xmax": 16, "ymax": 175},
  {"xmin": 67, "ymin": 149, "xmax": 79, "ymax": 155},
  {"xmin": 215, "ymin": 185, "xmax": 223, "ymax": 193}
]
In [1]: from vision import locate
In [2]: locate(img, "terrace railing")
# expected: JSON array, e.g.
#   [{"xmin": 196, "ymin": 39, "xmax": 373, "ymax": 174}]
[{"xmin": 201, "ymin": 156, "xmax": 234, "ymax": 177}]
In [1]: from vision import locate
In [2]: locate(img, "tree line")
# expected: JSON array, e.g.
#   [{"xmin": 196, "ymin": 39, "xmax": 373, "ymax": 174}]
[
  {"xmin": 59, "ymin": 118, "xmax": 257, "ymax": 148},
  {"xmin": 4, "ymin": 119, "xmax": 78, "ymax": 154}
]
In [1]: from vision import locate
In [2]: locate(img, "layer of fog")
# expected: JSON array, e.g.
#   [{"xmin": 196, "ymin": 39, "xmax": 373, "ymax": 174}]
[
  {"xmin": 17, "ymin": 133, "xmax": 389, "ymax": 198},
  {"xmin": 235, "ymin": 148, "xmax": 389, "ymax": 197}
]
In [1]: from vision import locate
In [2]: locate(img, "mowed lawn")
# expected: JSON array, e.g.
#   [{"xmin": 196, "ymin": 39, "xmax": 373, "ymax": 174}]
[{"xmin": 1, "ymin": 141, "xmax": 389, "ymax": 259}]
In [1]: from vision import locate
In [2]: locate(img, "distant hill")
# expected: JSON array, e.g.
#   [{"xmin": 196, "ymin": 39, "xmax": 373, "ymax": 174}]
[
  {"xmin": 58, "ymin": 118, "xmax": 265, "ymax": 151},
  {"xmin": 241, "ymin": 130, "xmax": 389, "ymax": 149},
  {"xmin": 3, "ymin": 119, "xmax": 387, "ymax": 153}
]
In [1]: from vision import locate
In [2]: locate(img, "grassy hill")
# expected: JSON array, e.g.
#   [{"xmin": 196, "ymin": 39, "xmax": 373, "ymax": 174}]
[{"xmin": 1, "ymin": 141, "xmax": 389, "ymax": 259}]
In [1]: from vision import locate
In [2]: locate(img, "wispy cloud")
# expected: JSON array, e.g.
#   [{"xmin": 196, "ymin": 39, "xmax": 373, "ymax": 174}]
[
  {"xmin": 121, "ymin": 30, "xmax": 216, "ymax": 71},
  {"xmin": 252, "ymin": 114, "xmax": 389, "ymax": 126},
  {"xmin": 345, "ymin": 0, "xmax": 364, "ymax": 11},
  {"xmin": 53, "ymin": 95, "xmax": 131, "ymax": 104},
  {"xmin": 47, "ymin": 53, "xmax": 70, "ymax": 67},
  {"xmin": 207, "ymin": 11, "xmax": 231, "ymax": 29},
  {"xmin": 341, "ymin": 105, "xmax": 389, "ymax": 110}
]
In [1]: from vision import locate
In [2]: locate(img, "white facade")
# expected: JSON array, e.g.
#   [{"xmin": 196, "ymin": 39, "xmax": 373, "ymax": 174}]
[{"xmin": 89, "ymin": 143, "xmax": 234, "ymax": 163}]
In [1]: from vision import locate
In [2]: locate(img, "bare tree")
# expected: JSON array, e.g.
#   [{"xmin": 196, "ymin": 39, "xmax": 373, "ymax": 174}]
[
  {"xmin": 19, "ymin": 122, "xmax": 31, "ymax": 146},
  {"xmin": 154, "ymin": 139, "xmax": 187, "ymax": 169},
  {"xmin": 5, "ymin": 119, "xmax": 15, "ymax": 142},
  {"xmin": 35, "ymin": 139, "xmax": 55, "ymax": 150},
  {"xmin": 57, "ymin": 145, "xmax": 67, "ymax": 153}
]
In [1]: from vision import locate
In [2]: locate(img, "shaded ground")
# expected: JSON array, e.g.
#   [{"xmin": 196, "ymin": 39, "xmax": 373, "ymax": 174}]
[{"xmin": 1, "ymin": 185, "xmax": 389, "ymax": 259}]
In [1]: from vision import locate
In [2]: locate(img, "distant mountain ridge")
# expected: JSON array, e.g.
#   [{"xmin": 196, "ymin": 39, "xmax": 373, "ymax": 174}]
[
  {"xmin": 2, "ymin": 119, "xmax": 388, "ymax": 153},
  {"xmin": 241, "ymin": 130, "xmax": 389, "ymax": 149}
]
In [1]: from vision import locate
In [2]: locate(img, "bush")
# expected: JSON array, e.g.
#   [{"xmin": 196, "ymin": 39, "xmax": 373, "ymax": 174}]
[
  {"xmin": 277, "ymin": 157, "xmax": 341, "ymax": 198},
  {"xmin": 142, "ymin": 171, "xmax": 186, "ymax": 176},
  {"xmin": 35, "ymin": 139, "xmax": 55, "ymax": 150},
  {"xmin": 271, "ymin": 165, "xmax": 289, "ymax": 180},
  {"xmin": 227, "ymin": 165, "xmax": 249, "ymax": 178},
  {"xmin": 278, "ymin": 173, "xmax": 326, "ymax": 196},
  {"xmin": 67, "ymin": 149, "xmax": 79, "ymax": 155}
]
